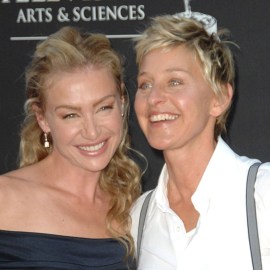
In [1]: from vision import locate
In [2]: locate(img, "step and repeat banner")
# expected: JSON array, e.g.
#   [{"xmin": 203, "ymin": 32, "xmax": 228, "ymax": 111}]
[{"xmin": 1, "ymin": 0, "xmax": 270, "ymax": 191}]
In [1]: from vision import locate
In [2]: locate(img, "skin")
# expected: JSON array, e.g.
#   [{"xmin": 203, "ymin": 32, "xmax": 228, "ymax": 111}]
[
  {"xmin": 135, "ymin": 45, "xmax": 232, "ymax": 231},
  {"xmin": 0, "ymin": 66, "xmax": 124, "ymax": 238}
]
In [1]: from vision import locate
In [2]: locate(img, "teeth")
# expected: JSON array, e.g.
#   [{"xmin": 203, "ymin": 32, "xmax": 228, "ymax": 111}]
[
  {"xmin": 79, "ymin": 142, "xmax": 105, "ymax": 152},
  {"xmin": 150, "ymin": 114, "xmax": 179, "ymax": 122}
]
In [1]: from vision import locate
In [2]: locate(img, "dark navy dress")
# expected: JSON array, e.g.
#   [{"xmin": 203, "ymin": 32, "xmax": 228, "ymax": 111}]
[{"xmin": 0, "ymin": 230, "xmax": 135, "ymax": 269}]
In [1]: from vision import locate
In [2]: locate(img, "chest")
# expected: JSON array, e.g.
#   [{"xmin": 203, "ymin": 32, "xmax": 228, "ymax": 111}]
[{"xmin": 139, "ymin": 198, "xmax": 252, "ymax": 270}]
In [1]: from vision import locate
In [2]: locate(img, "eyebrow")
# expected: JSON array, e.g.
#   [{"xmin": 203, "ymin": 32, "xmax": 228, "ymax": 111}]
[
  {"xmin": 138, "ymin": 68, "xmax": 190, "ymax": 77},
  {"xmin": 165, "ymin": 67, "xmax": 190, "ymax": 74},
  {"xmin": 54, "ymin": 94, "xmax": 117, "ymax": 112},
  {"xmin": 93, "ymin": 94, "xmax": 116, "ymax": 107}
]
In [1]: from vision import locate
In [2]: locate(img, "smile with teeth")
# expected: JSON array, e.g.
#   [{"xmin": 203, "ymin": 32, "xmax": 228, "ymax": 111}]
[
  {"xmin": 79, "ymin": 141, "xmax": 105, "ymax": 152},
  {"xmin": 150, "ymin": 113, "xmax": 179, "ymax": 122}
]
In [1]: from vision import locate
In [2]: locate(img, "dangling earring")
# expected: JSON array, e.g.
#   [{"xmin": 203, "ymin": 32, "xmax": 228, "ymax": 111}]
[
  {"xmin": 121, "ymin": 104, "xmax": 124, "ymax": 117},
  {"xmin": 44, "ymin": 132, "xmax": 50, "ymax": 148}
]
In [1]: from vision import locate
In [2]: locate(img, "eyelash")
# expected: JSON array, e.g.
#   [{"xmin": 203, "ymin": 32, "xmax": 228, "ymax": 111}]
[
  {"xmin": 169, "ymin": 79, "xmax": 182, "ymax": 86},
  {"xmin": 63, "ymin": 113, "xmax": 77, "ymax": 119},
  {"xmin": 138, "ymin": 79, "xmax": 183, "ymax": 90},
  {"xmin": 138, "ymin": 82, "xmax": 152, "ymax": 90},
  {"xmin": 98, "ymin": 105, "xmax": 114, "ymax": 112},
  {"xmin": 61, "ymin": 104, "xmax": 114, "ymax": 119}
]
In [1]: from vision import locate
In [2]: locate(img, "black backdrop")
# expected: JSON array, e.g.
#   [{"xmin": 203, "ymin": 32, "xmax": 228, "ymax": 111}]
[{"xmin": 0, "ymin": 0, "xmax": 270, "ymax": 191}]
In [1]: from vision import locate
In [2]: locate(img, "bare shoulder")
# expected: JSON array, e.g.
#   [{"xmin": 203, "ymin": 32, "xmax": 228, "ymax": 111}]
[
  {"xmin": 0, "ymin": 166, "xmax": 36, "ymax": 189},
  {"xmin": 0, "ymin": 165, "xmax": 45, "ymax": 229},
  {"xmin": 0, "ymin": 164, "xmax": 44, "ymax": 208},
  {"xmin": 0, "ymin": 169, "xmax": 23, "ymax": 188},
  {"xmin": 0, "ymin": 167, "xmax": 32, "ymax": 200}
]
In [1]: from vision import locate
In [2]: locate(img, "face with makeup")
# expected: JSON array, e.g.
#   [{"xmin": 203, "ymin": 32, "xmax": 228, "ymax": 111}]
[
  {"xmin": 36, "ymin": 66, "xmax": 124, "ymax": 174},
  {"xmin": 135, "ymin": 45, "xmax": 229, "ymax": 155}
]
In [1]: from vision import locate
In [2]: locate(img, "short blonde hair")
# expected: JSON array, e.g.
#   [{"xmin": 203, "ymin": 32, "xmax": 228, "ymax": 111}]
[{"xmin": 135, "ymin": 15, "xmax": 235, "ymax": 139}]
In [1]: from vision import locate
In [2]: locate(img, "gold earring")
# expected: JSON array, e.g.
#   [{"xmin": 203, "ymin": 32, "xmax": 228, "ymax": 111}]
[{"xmin": 44, "ymin": 133, "xmax": 50, "ymax": 148}]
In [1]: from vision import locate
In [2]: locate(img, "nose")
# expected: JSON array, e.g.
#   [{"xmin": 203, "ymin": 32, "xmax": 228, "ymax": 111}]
[
  {"xmin": 81, "ymin": 116, "xmax": 101, "ymax": 140},
  {"xmin": 147, "ymin": 84, "xmax": 166, "ymax": 106}
]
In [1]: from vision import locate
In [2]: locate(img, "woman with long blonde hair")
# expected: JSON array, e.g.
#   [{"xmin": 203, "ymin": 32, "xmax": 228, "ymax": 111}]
[{"xmin": 0, "ymin": 26, "xmax": 141, "ymax": 269}]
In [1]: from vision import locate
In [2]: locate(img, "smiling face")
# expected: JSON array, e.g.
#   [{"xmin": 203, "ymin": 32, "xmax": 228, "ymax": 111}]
[
  {"xmin": 135, "ymin": 45, "xmax": 227, "ymax": 155},
  {"xmin": 36, "ymin": 66, "xmax": 124, "ymax": 174}
]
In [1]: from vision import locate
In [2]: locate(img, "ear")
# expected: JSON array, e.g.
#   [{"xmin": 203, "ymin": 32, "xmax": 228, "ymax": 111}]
[
  {"xmin": 33, "ymin": 104, "xmax": 51, "ymax": 133},
  {"xmin": 210, "ymin": 83, "xmax": 233, "ymax": 117}
]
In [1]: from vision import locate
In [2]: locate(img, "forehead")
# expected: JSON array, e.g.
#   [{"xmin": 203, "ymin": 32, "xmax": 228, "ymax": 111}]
[
  {"xmin": 46, "ymin": 65, "xmax": 113, "ymax": 85},
  {"xmin": 139, "ymin": 45, "xmax": 203, "ymax": 76},
  {"xmin": 44, "ymin": 67, "xmax": 118, "ymax": 105}
]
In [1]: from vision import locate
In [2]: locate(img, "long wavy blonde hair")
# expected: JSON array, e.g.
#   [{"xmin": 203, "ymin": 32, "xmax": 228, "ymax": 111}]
[{"xmin": 20, "ymin": 26, "xmax": 141, "ymax": 257}]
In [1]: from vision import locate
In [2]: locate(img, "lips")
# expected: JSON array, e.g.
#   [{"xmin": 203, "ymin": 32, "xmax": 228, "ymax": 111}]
[
  {"xmin": 150, "ymin": 113, "xmax": 179, "ymax": 122},
  {"xmin": 78, "ymin": 141, "xmax": 105, "ymax": 152}
]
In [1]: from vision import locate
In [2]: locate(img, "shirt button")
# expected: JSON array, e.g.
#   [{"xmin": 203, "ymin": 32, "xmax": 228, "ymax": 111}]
[{"xmin": 176, "ymin": 226, "xmax": 181, "ymax": 232}]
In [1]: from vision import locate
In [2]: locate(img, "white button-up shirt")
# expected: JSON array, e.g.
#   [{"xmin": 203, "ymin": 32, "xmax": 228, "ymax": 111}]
[{"xmin": 131, "ymin": 138, "xmax": 270, "ymax": 270}]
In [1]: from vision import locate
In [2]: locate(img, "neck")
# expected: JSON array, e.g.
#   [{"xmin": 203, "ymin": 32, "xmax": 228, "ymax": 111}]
[
  {"xmin": 37, "ymin": 154, "xmax": 103, "ymax": 202},
  {"xmin": 164, "ymin": 136, "xmax": 217, "ymax": 201}
]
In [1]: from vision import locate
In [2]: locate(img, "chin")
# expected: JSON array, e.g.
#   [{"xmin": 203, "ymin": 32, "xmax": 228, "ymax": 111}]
[{"xmin": 149, "ymin": 141, "xmax": 167, "ymax": 151}]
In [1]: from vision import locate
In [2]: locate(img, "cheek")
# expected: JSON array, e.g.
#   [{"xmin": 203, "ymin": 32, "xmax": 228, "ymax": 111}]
[
  {"xmin": 108, "ymin": 114, "xmax": 123, "ymax": 132},
  {"xmin": 175, "ymin": 90, "xmax": 204, "ymax": 111},
  {"xmin": 115, "ymin": 117, "xmax": 124, "ymax": 132},
  {"xmin": 134, "ymin": 94, "xmax": 146, "ymax": 116},
  {"xmin": 111, "ymin": 118, "xmax": 124, "ymax": 148},
  {"xmin": 134, "ymin": 99, "xmax": 148, "ymax": 134},
  {"xmin": 50, "ymin": 124, "xmax": 78, "ymax": 144}
]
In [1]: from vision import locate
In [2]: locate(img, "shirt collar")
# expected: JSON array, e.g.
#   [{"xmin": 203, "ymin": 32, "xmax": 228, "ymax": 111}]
[
  {"xmin": 153, "ymin": 137, "xmax": 238, "ymax": 215},
  {"xmin": 155, "ymin": 165, "xmax": 170, "ymax": 211},
  {"xmin": 192, "ymin": 137, "xmax": 238, "ymax": 214}
]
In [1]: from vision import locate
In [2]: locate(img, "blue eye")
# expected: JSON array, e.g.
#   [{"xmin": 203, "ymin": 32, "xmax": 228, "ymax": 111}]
[{"xmin": 138, "ymin": 82, "xmax": 153, "ymax": 90}]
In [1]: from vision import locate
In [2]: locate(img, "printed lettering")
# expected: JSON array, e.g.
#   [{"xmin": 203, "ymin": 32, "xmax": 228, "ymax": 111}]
[
  {"xmin": 16, "ymin": 8, "xmax": 53, "ymax": 23},
  {"xmin": 129, "ymin": 5, "xmax": 137, "ymax": 20},
  {"xmin": 80, "ymin": 6, "xmax": 91, "ymax": 21},
  {"xmin": 118, "ymin": 5, "xmax": 128, "ymax": 20},
  {"xmin": 137, "ymin": 5, "xmax": 145, "ymax": 20},
  {"xmin": 72, "ymin": 7, "xmax": 80, "ymax": 22},
  {"xmin": 97, "ymin": 6, "xmax": 106, "ymax": 21}
]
